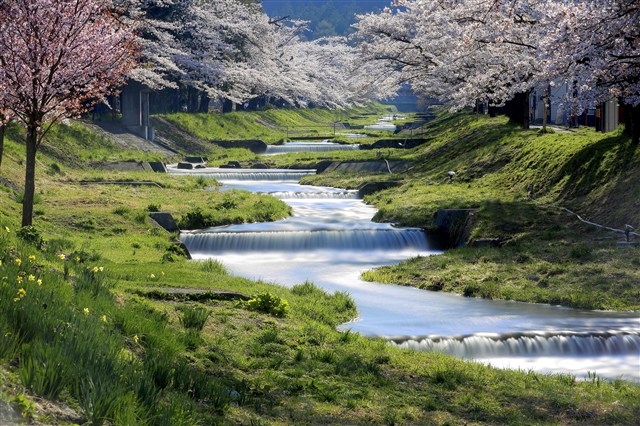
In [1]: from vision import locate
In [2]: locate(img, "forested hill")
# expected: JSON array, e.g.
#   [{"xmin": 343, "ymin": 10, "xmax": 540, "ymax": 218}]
[{"xmin": 261, "ymin": 0, "xmax": 391, "ymax": 38}]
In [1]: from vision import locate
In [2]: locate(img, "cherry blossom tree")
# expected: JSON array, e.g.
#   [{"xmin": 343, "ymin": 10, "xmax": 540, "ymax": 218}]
[
  {"xmin": 0, "ymin": 0, "xmax": 138, "ymax": 226},
  {"xmin": 354, "ymin": 0, "xmax": 550, "ymax": 128},
  {"xmin": 543, "ymin": 0, "xmax": 640, "ymax": 143}
]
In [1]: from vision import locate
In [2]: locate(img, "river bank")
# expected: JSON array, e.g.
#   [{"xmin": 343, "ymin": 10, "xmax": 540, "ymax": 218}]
[
  {"xmin": 1, "ymin": 108, "xmax": 639, "ymax": 424},
  {"xmin": 298, "ymin": 112, "xmax": 640, "ymax": 311}
]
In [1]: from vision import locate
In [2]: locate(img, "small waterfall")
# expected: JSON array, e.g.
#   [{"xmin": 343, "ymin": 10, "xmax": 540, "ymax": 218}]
[
  {"xmin": 365, "ymin": 122, "xmax": 397, "ymax": 131},
  {"xmin": 268, "ymin": 190, "xmax": 360, "ymax": 200},
  {"xmin": 199, "ymin": 170, "xmax": 316, "ymax": 181},
  {"xmin": 264, "ymin": 142, "xmax": 360, "ymax": 155},
  {"xmin": 182, "ymin": 228, "xmax": 428, "ymax": 253},
  {"xmin": 390, "ymin": 332, "xmax": 640, "ymax": 358}
]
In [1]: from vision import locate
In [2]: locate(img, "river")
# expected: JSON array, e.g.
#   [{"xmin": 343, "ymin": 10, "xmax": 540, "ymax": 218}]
[{"xmin": 169, "ymin": 166, "xmax": 640, "ymax": 382}]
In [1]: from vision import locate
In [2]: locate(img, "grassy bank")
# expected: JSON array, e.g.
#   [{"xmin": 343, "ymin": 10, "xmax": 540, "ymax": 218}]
[
  {"xmin": 1, "ymin": 110, "xmax": 639, "ymax": 424},
  {"xmin": 2, "ymin": 218, "xmax": 639, "ymax": 425},
  {"xmin": 297, "ymin": 111, "xmax": 640, "ymax": 311},
  {"xmin": 160, "ymin": 103, "xmax": 396, "ymax": 144}
]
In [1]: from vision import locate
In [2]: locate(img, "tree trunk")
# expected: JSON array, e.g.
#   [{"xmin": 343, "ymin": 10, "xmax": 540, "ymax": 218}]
[
  {"xmin": 506, "ymin": 91, "xmax": 531, "ymax": 129},
  {"xmin": 22, "ymin": 122, "xmax": 38, "ymax": 227},
  {"xmin": 542, "ymin": 85, "xmax": 550, "ymax": 132},
  {"xmin": 625, "ymin": 104, "xmax": 640, "ymax": 146},
  {"xmin": 187, "ymin": 86, "xmax": 199, "ymax": 113},
  {"xmin": 222, "ymin": 98, "xmax": 233, "ymax": 113},
  {"xmin": 198, "ymin": 94, "xmax": 210, "ymax": 113},
  {"xmin": 0, "ymin": 123, "xmax": 5, "ymax": 169}
]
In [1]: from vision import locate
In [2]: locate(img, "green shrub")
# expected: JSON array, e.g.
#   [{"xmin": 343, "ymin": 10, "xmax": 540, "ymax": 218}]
[
  {"xmin": 112, "ymin": 206, "xmax": 130, "ymax": 216},
  {"xmin": 16, "ymin": 226, "xmax": 43, "ymax": 249},
  {"xmin": 570, "ymin": 244, "xmax": 593, "ymax": 260},
  {"xmin": 200, "ymin": 259, "xmax": 227, "ymax": 274},
  {"xmin": 134, "ymin": 210, "xmax": 148, "ymax": 224},
  {"xmin": 179, "ymin": 207, "xmax": 212, "ymax": 230},
  {"xmin": 179, "ymin": 306, "xmax": 210, "ymax": 331},
  {"xmin": 246, "ymin": 292, "xmax": 289, "ymax": 318},
  {"xmin": 147, "ymin": 203, "xmax": 161, "ymax": 212},
  {"xmin": 163, "ymin": 243, "xmax": 190, "ymax": 263}
]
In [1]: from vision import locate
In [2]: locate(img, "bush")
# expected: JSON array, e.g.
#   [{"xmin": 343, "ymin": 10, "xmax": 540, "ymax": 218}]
[
  {"xmin": 179, "ymin": 208, "xmax": 213, "ymax": 230},
  {"xmin": 200, "ymin": 259, "xmax": 227, "ymax": 274},
  {"xmin": 147, "ymin": 203, "xmax": 161, "ymax": 212},
  {"xmin": 17, "ymin": 226, "xmax": 43, "ymax": 249},
  {"xmin": 570, "ymin": 244, "xmax": 593, "ymax": 260},
  {"xmin": 179, "ymin": 306, "xmax": 210, "ymax": 331},
  {"xmin": 112, "ymin": 206, "xmax": 130, "ymax": 216},
  {"xmin": 246, "ymin": 292, "xmax": 289, "ymax": 318}
]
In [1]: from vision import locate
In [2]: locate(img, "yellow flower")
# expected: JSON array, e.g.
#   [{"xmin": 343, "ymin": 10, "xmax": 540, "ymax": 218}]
[
  {"xmin": 75, "ymin": 256, "xmax": 81, "ymax": 262},
  {"xmin": 28, "ymin": 255, "xmax": 36, "ymax": 262},
  {"xmin": 92, "ymin": 266, "xmax": 99, "ymax": 273},
  {"xmin": 15, "ymin": 258, "xmax": 22, "ymax": 266},
  {"xmin": 149, "ymin": 273, "xmax": 156, "ymax": 279},
  {"xmin": 37, "ymin": 279, "xmax": 43, "ymax": 286},
  {"xmin": 4, "ymin": 226, "xmax": 10, "ymax": 233},
  {"xmin": 98, "ymin": 266, "xmax": 104, "ymax": 272},
  {"xmin": 161, "ymin": 271, "xmax": 165, "ymax": 276},
  {"xmin": 83, "ymin": 308, "xmax": 90, "ymax": 315},
  {"xmin": 16, "ymin": 276, "xmax": 23, "ymax": 284},
  {"xmin": 133, "ymin": 335, "xmax": 139, "ymax": 344},
  {"xmin": 0, "ymin": 260, "xmax": 2, "ymax": 266},
  {"xmin": 16, "ymin": 288, "xmax": 26, "ymax": 299},
  {"xmin": 100, "ymin": 315, "xmax": 107, "ymax": 323},
  {"xmin": 28, "ymin": 275, "xmax": 35, "ymax": 282},
  {"xmin": 58, "ymin": 254, "xmax": 66, "ymax": 260}
]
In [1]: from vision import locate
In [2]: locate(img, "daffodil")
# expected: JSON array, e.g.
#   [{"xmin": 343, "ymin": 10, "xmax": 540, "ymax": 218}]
[
  {"xmin": 37, "ymin": 279, "xmax": 43, "ymax": 286},
  {"xmin": 58, "ymin": 254, "xmax": 66, "ymax": 260},
  {"xmin": 15, "ymin": 258, "xmax": 21, "ymax": 266},
  {"xmin": 149, "ymin": 273, "xmax": 156, "ymax": 279},
  {"xmin": 83, "ymin": 308, "xmax": 90, "ymax": 315},
  {"xmin": 4, "ymin": 226, "xmax": 10, "ymax": 233},
  {"xmin": 75, "ymin": 256, "xmax": 81, "ymax": 262},
  {"xmin": 98, "ymin": 266, "xmax": 104, "ymax": 272},
  {"xmin": 92, "ymin": 266, "xmax": 99, "ymax": 273},
  {"xmin": 16, "ymin": 276, "xmax": 23, "ymax": 284},
  {"xmin": 133, "ymin": 335, "xmax": 139, "ymax": 344},
  {"xmin": 28, "ymin": 255, "xmax": 36, "ymax": 262},
  {"xmin": 100, "ymin": 315, "xmax": 107, "ymax": 323},
  {"xmin": 28, "ymin": 275, "xmax": 35, "ymax": 282}
]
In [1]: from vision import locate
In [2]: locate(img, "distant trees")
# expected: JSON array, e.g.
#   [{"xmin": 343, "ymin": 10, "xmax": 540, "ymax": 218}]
[
  {"xmin": 354, "ymin": 0, "xmax": 640, "ymax": 138},
  {"xmin": 125, "ymin": 0, "xmax": 381, "ymax": 112},
  {"xmin": 261, "ymin": 0, "xmax": 392, "ymax": 38},
  {"xmin": 0, "ymin": 0, "xmax": 137, "ymax": 226}
]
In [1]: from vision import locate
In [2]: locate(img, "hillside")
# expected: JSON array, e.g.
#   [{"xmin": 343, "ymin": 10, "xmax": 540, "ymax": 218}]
[
  {"xmin": 261, "ymin": 0, "xmax": 391, "ymax": 38},
  {"xmin": 0, "ymin": 110, "xmax": 639, "ymax": 424}
]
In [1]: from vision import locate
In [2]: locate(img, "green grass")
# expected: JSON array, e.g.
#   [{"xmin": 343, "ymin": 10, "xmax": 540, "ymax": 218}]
[
  {"xmin": 160, "ymin": 103, "xmax": 396, "ymax": 144},
  {"xmin": 1, "ymin": 230, "xmax": 639, "ymax": 425},
  {"xmin": 1, "ymin": 108, "xmax": 639, "ymax": 424}
]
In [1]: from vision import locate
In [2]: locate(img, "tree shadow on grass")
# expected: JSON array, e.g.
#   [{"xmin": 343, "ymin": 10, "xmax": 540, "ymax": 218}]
[{"xmin": 557, "ymin": 132, "xmax": 638, "ymax": 200}]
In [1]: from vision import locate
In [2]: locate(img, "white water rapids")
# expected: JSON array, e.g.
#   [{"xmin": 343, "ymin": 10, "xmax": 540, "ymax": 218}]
[{"xmin": 169, "ymin": 165, "xmax": 640, "ymax": 382}]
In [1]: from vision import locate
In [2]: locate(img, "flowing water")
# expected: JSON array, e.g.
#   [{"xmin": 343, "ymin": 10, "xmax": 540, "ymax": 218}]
[
  {"xmin": 264, "ymin": 141, "xmax": 360, "ymax": 155},
  {"xmin": 169, "ymin": 166, "xmax": 640, "ymax": 382}
]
